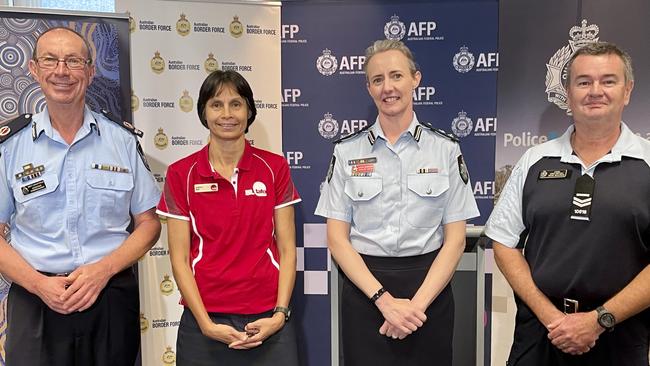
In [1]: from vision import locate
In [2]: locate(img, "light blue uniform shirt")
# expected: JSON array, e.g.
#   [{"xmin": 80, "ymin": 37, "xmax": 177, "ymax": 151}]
[
  {"xmin": 315, "ymin": 114, "xmax": 479, "ymax": 257},
  {"xmin": 0, "ymin": 106, "xmax": 160, "ymax": 273}
]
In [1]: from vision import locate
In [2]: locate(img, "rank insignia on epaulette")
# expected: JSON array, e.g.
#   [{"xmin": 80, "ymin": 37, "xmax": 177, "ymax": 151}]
[
  {"xmin": 0, "ymin": 113, "xmax": 33, "ymax": 144},
  {"xmin": 101, "ymin": 109, "xmax": 144, "ymax": 138},
  {"xmin": 420, "ymin": 122, "xmax": 460, "ymax": 143}
]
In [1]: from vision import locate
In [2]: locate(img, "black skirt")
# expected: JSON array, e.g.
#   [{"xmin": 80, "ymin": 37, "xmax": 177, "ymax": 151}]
[{"xmin": 340, "ymin": 250, "xmax": 454, "ymax": 366}]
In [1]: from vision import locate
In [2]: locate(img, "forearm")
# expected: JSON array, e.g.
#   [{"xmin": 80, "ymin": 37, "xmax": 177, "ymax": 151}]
[
  {"xmin": 411, "ymin": 222, "xmax": 466, "ymax": 310},
  {"xmin": 327, "ymin": 219, "xmax": 381, "ymax": 298},
  {"xmin": 604, "ymin": 264, "xmax": 650, "ymax": 323},
  {"xmin": 0, "ymin": 234, "xmax": 43, "ymax": 293},
  {"xmin": 493, "ymin": 242, "xmax": 562, "ymax": 326},
  {"xmin": 98, "ymin": 208, "xmax": 161, "ymax": 276},
  {"xmin": 170, "ymin": 250, "xmax": 213, "ymax": 330},
  {"xmin": 275, "ymin": 246, "xmax": 296, "ymax": 308}
]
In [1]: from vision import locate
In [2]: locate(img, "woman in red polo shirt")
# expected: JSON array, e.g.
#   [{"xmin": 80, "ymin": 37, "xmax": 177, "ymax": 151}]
[{"xmin": 157, "ymin": 70, "xmax": 301, "ymax": 365}]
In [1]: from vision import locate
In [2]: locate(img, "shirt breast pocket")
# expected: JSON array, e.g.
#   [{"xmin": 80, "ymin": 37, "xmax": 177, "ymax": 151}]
[
  {"xmin": 13, "ymin": 173, "xmax": 61, "ymax": 231},
  {"xmin": 344, "ymin": 177, "xmax": 383, "ymax": 231},
  {"xmin": 406, "ymin": 174, "xmax": 448, "ymax": 228},
  {"xmin": 86, "ymin": 170, "xmax": 134, "ymax": 227}
]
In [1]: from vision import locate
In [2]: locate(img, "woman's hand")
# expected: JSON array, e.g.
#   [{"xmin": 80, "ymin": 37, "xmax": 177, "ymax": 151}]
[
  {"xmin": 229, "ymin": 312, "xmax": 286, "ymax": 348},
  {"xmin": 200, "ymin": 322, "xmax": 261, "ymax": 349}
]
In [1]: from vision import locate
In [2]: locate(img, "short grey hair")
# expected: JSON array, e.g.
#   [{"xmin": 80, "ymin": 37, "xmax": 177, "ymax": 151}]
[
  {"xmin": 564, "ymin": 41, "xmax": 633, "ymax": 87},
  {"xmin": 363, "ymin": 39, "xmax": 418, "ymax": 77},
  {"xmin": 32, "ymin": 27, "xmax": 93, "ymax": 64}
]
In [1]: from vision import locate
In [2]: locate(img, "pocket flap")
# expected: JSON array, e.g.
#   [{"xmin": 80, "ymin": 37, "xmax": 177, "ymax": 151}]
[
  {"xmin": 14, "ymin": 173, "xmax": 59, "ymax": 203},
  {"xmin": 407, "ymin": 174, "xmax": 449, "ymax": 197},
  {"xmin": 344, "ymin": 177, "xmax": 382, "ymax": 201},
  {"xmin": 86, "ymin": 169, "xmax": 134, "ymax": 191}
]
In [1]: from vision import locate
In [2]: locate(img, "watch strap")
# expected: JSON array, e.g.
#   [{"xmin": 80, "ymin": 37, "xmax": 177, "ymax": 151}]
[{"xmin": 273, "ymin": 306, "xmax": 291, "ymax": 321}]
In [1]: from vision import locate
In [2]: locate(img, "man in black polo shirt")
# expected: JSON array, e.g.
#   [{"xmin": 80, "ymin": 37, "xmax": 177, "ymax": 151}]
[{"xmin": 486, "ymin": 42, "xmax": 650, "ymax": 365}]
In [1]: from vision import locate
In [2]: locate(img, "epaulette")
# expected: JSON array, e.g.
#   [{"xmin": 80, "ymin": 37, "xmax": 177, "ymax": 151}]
[
  {"xmin": 101, "ymin": 109, "xmax": 144, "ymax": 138},
  {"xmin": 420, "ymin": 122, "xmax": 459, "ymax": 143},
  {"xmin": 0, "ymin": 113, "xmax": 33, "ymax": 144},
  {"xmin": 333, "ymin": 122, "xmax": 375, "ymax": 144}
]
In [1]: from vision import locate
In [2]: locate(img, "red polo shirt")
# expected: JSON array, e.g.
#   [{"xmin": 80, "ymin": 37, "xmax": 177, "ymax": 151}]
[{"xmin": 157, "ymin": 142, "xmax": 300, "ymax": 314}]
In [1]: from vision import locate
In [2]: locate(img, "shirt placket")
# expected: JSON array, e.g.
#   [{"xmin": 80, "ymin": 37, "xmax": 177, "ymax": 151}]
[
  {"xmin": 64, "ymin": 145, "xmax": 82, "ymax": 267},
  {"xmin": 382, "ymin": 142, "xmax": 402, "ymax": 255}
]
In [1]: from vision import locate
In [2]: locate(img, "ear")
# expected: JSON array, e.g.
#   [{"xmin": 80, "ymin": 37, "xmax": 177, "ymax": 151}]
[
  {"xmin": 623, "ymin": 79, "xmax": 634, "ymax": 106},
  {"xmin": 28, "ymin": 59, "xmax": 39, "ymax": 80},
  {"xmin": 412, "ymin": 70, "xmax": 422, "ymax": 89},
  {"xmin": 87, "ymin": 63, "xmax": 96, "ymax": 83}
]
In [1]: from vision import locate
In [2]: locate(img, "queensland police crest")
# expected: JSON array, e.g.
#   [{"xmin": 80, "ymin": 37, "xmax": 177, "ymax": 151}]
[
  {"xmin": 451, "ymin": 111, "xmax": 473, "ymax": 137},
  {"xmin": 318, "ymin": 112, "xmax": 339, "ymax": 139},
  {"xmin": 453, "ymin": 46, "xmax": 475, "ymax": 73},
  {"xmin": 545, "ymin": 19, "xmax": 600, "ymax": 114},
  {"xmin": 316, "ymin": 49, "xmax": 338, "ymax": 76},
  {"xmin": 384, "ymin": 15, "xmax": 406, "ymax": 41}
]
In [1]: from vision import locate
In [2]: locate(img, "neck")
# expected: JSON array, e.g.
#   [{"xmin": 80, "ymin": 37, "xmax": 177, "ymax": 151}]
[
  {"xmin": 208, "ymin": 137, "xmax": 245, "ymax": 177},
  {"xmin": 378, "ymin": 110, "xmax": 413, "ymax": 144},
  {"xmin": 48, "ymin": 103, "xmax": 85, "ymax": 145},
  {"xmin": 571, "ymin": 120, "xmax": 621, "ymax": 166}
]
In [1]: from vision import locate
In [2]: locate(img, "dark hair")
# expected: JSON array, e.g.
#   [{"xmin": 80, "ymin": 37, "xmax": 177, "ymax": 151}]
[
  {"xmin": 564, "ymin": 41, "xmax": 633, "ymax": 87},
  {"xmin": 32, "ymin": 27, "xmax": 93, "ymax": 63},
  {"xmin": 197, "ymin": 70, "xmax": 257, "ymax": 133}
]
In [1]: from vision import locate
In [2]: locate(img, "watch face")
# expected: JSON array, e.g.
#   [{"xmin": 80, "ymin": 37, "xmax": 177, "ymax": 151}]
[{"xmin": 600, "ymin": 313, "xmax": 615, "ymax": 328}]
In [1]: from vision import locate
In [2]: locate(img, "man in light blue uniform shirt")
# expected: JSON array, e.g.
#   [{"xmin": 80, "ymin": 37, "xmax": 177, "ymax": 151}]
[
  {"xmin": 0, "ymin": 27, "xmax": 161, "ymax": 366},
  {"xmin": 315, "ymin": 39, "xmax": 479, "ymax": 366}
]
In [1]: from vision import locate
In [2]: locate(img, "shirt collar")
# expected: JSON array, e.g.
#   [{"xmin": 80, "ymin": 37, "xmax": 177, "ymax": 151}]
[
  {"xmin": 197, "ymin": 140, "xmax": 254, "ymax": 178},
  {"xmin": 33, "ymin": 105, "xmax": 99, "ymax": 142},
  {"xmin": 368, "ymin": 113, "xmax": 421, "ymax": 149},
  {"xmin": 557, "ymin": 121, "xmax": 643, "ymax": 164}
]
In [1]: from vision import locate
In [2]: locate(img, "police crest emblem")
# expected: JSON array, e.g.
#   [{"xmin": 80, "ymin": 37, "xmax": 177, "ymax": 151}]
[
  {"xmin": 154, "ymin": 128, "xmax": 169, "ymax": 150},
  {"xmin": 204, "ymin": 52, "xmax": 219, "ymax": 73},
  {"xmin": 384, "ymin": 15, "xmax": 406, "ymax": 41},
  {"xmin": 179, "ymin": 90, "xmax": 193, "ymax": 112},
  {"xmin": 545, "ymin": 19, "xmax": 600, "ymax": 115},
  {"xmin": 451, "ymin": 111, "xmax": 473, "ymax": 138},
  {"xmin": 453, "ymin": 46, "xmax": 475, "ymax": 73},
  {"xmin": 176, "ymin": 13, "xmax": 191, "ymax": 36},
  {"xmin": 318, "ymin": 112, "xmax": 339, "ymax": 139},
  {"xmin": 316, "ymin": 49, "xmax": 338, "ymax": 76},
  {"xmin": 160, "ymin": 274, "xmax": 174, "ymax": 295}
]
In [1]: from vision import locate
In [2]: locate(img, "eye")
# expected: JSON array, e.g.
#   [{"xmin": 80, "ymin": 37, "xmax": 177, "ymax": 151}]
[
  {"xmin": 371, "ymin": 77, "xmax": 383, "ymax": 85},
  {"xmin": 392, "ymin": 73, "xmax": 403, "ymax": 80}
]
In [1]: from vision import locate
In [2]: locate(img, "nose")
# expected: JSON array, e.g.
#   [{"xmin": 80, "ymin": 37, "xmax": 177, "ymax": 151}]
[
  {"xmin": 588, "ymin": 81, "xmax": 604, "ymax": 96},
  {"xmin": 382, "ymin": 78, "xmax": 394, "ymax": 93},
  {"xmin": 53, "ymin": 60, "xmax": 70, "ymax": 75}
]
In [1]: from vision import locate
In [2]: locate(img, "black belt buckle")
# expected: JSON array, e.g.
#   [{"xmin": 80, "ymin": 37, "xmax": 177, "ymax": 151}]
[{"xmin": 563, "ymin": 298, "xmax": 579, "ymax": 314}]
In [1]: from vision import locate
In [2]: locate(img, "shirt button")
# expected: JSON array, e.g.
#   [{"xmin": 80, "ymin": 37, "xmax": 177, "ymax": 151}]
[
  {"xmin": 426, "ymin": 187, "xmax": 432, "ymax": 194},
  {"xmin": 357, "ymin": 191, "xmax": 363, "ymax": 197}
]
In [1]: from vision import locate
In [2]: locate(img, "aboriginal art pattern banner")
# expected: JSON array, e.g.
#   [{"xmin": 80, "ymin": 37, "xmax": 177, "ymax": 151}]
[
  {"xmin": 114, "ymin": 0, "xmax": 282, "ymax": 365},
  {"xmin": 0, "ymin": 8, "xmax": 130, "ymax": 364},
  {"xmin": 281, "ymin": 1, "xmax": 497, "ymax": 365},
  {"xmin": 494, "ymin": 0, "xmax": 650, "ymax": 364}
]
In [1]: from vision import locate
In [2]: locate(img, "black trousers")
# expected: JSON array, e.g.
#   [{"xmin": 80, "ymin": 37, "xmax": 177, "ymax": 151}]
[
  {"xmin": 340, "ymin": 250, "xmax": 454, "ymax": 366},
  {"xmin": 6, "ymin": 269, "xmax": 140, "ymax": 366},
  {"xmin": 176, "ymin": 307, "xmax": 299, "ymax": 366},
  {"xmin": 507, "ymin": 299, "xmax": 650, "ymax": 366}
]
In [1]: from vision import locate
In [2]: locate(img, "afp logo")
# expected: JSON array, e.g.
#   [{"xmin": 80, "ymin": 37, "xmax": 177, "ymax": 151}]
[
  {"xmin": 412, "ymin": 86, "xmax": 437, "ymax": 106},
  {"xmin": 316, "ymin": 49, "xmax": 365, "ymax": 76},
  {"xmin": 384, "ymin": 15, "xmax": 406, "ymax": 40},
  {"xmin": 318, "ymin": 112, "xmax": 368, "ymax": 139},
  {"xmin": 453, "ymin": 46, "xmax": 498, "ymax": 73},
  {"xmin": 451, "ymin": 111, "xmax": 473, "ymax": 137},
  {"xmin": 383, "ymin": 15, "xmax": 438, "ymax": 41}
]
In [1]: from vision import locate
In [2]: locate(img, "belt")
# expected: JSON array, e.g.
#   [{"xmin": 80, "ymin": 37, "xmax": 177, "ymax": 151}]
[
  {"xmin": 548, "ymin": 297, "xmax": 601, "ymax": 314},
  {"xmin": 38, "ymin": 268, "xmax": 133, "ymax": 279}
]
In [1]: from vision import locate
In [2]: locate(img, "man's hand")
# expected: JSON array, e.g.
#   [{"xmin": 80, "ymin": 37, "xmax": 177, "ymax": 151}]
[
  {"xmin": 33, "ymin": 275, "xmax": 71, "ymax": 314},
  {"xmin": 547, "ymin": 311, "xmax": 602, "ymax": 355},
  {"xmin": 229, "ymin": 312, "xmax": 286, "ymax": 349},
  {"xmin": 60, "ymin": 262, "xmax": 113, "ymax": 312},
  {"xmin": 376, "ymin": 294, "xmax": 426, "ymax": 339}
]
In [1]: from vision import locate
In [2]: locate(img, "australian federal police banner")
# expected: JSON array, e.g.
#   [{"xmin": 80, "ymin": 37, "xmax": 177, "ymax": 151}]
[
  {"xmin": 0, "ymin": 8, "xmax": 130, "ymax": 365},
  {"xmin": 114, "ymin": 0, "xmax": 281, "ymax": 365},
  {"xmin": 494, "ymin": 0, "xmax": 650, "ymax": 365},
  {"xmin": 281, "ymin": 1, "xmax": 497, "ymax": 365}
]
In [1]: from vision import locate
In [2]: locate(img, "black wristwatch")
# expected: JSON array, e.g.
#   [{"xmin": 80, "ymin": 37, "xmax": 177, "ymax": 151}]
[
  {"xmin": 596, "ymin": 306, "xmax": 615, "ymax": 332},
  {"xmin": 273, "ymin": 306, "xmax": 291, "ymax": 322}
]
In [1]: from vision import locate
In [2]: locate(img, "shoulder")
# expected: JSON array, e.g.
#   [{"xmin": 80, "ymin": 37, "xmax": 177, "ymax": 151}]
[
  {"xmin": 418, "ymin": 123, "xmax": 460, "ymax": 144},
  {"xmin": 250, "ymin": 145, "xmax": 287, "ymax": 167},
  {"xmin": 95, "ymin": 109, "xmax": 144, "ymax": 138},
  {"xmin": 333, "ymin": 122, "xmax": 374, "ymax": 145},
  {"xmin": 0, "ymin": 113, "xmax": 33, "ymax": 145},
  {"xmin": 168, "ymin": 149, "xmax": 203, "ymax": 173}
]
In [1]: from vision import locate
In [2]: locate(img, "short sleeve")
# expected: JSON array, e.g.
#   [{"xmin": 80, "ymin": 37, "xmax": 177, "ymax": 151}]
[
  {"xmin": 441, "ymin": 144, "xmax": 480, "ymax": 224},
  {"xmin": 157, "ymin": 165, "xmax": 190, "ymax": 221},
  {"xmin": 0, "ymin": 148, "xmax": 15, "ymax": 223},
  {"xmin": 274, "ymin": 157, "xmax": 301, "ymax": 209},
  {"xmin": 484, "ymin": 156, "xmax": 527, "ymax": 248},
  {"xmin": 128, "ymin": 138, "xmax": 161, "ymax": 215},
  {"xmin": 314, "ymin": 146, "xmax": 352, "ymax": 222}
]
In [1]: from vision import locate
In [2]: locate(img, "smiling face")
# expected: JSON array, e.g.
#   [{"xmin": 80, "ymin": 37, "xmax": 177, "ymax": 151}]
[
  {"xmin": 203, "ymin": 84, "xmax": 249, "ymax": 143},
  {"xmin": 366, "ymin": 49, "xmax": 421, "ymax": 122},
  {"xmin": 28, "ymin": 29, "xmax": 94, "ymax": 109},
  {"xmin": 566, "ymin": 53, "xmax": 633, "ymax": 126}
]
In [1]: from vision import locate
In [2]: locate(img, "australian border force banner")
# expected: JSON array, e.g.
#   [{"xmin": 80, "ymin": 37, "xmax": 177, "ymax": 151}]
[
  {"xmin": 494, "ymin": 0, "xmax": 650, "ymax": 364},
  {"xmin": 114, "ymin": 0, "xmax": 281, "ymax": 364},
  {"xmin": 0, "ymin": 8, "xmax": 130, "ymax": 364}
]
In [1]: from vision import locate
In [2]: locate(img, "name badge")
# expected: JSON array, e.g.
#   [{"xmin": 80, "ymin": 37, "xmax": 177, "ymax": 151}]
[
  {"xmin": 539, "ymin": 169, "xmax": 571, "ymax": 180},
  {"xmin": 194, "ymin": 183, "xmax": 218, "ymax": 193},
  {"xmin": 21, "ymin": 180, "xmax": 46, "ymax": 195}
]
